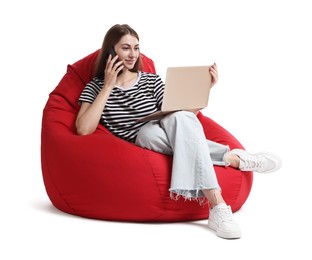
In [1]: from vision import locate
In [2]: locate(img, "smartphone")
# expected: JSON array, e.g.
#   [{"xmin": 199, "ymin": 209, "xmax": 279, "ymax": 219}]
[{"xmin": 105, "ymin": 47, "xmax": 123, "ymax": 76}]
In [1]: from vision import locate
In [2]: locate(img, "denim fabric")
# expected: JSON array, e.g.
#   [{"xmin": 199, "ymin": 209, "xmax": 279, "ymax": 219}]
[{"xmin": 135, "ymin": 111, "xmax": 229, "ymax": 202}]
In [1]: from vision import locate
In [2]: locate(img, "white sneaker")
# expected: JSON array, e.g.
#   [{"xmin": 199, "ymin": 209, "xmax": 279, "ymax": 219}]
[
  {"xmin": 208, "ymin": 203, "xmax": 241, "ymax": 239},
  {"xmin": 230, "ymin": 149, "xmax": 282, "ymax": 173}
]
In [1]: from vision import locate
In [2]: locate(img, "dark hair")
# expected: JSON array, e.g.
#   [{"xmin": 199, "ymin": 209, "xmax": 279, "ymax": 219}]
[{"xmin": 93, "ymin": 24, "xmax": 142, "ymax": 79}]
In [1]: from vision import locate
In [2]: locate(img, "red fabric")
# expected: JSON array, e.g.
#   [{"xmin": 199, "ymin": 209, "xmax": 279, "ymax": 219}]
[{"xmin": 41, "ymin": 50, "xmax": 253, "ymax": 222}]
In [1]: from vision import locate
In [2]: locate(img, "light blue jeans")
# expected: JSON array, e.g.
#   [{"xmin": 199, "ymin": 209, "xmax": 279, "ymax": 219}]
[{"xmin": 135, "ymin": 111, "xmax": 230, "ymax": 203}]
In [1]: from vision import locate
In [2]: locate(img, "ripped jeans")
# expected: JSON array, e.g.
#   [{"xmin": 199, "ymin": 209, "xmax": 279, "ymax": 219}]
[{"xmin": 135, "ymin": 111, "xmax": 230, "ymax": 203}]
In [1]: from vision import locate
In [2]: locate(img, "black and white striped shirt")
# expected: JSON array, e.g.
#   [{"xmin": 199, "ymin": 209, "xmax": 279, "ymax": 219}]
[{"xmin": 78, "ymin": 72, "xmax": 164, "ymax": 143}]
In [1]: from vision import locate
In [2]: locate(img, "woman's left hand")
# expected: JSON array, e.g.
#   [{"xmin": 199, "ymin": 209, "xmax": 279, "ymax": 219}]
[{"xmin": 209, "ymin": 63, "xmax": 218, "ymax": 88}]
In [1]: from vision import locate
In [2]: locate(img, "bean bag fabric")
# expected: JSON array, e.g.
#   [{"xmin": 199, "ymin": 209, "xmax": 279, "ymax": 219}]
[{"xmin": 41, "ymin": 50, "xmax": 253, "ymax": 222}]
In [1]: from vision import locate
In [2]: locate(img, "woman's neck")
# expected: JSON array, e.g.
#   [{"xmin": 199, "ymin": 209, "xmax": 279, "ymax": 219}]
[{"xmin": 115, "ymin": 71, "xmax": 139, "ymax": 89}]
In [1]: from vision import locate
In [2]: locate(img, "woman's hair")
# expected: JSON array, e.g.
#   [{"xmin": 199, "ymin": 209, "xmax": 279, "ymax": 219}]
[{"xmin": 93, "ymin": 24, "xmax": 142, "ymax": 79}]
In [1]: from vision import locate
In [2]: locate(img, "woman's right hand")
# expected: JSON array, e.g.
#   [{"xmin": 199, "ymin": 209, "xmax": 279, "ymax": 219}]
[
  {"xmin": 76, "ymin": 55, "xmax": 124, "ymax": 135},
  {"xmin": 104, "ymin": 54, "xmax": 124, "ymax": 89}
]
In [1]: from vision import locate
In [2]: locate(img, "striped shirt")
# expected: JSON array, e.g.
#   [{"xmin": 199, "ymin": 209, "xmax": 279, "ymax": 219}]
[{"xmin": 78, "ymin": 72, "xmax": 164, "ymax": 143}]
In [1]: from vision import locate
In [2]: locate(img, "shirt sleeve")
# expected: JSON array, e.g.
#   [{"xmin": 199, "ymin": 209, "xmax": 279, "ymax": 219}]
[{"xmin": 78, "ymin": 78, "xmax": 103, "ymax": 105}]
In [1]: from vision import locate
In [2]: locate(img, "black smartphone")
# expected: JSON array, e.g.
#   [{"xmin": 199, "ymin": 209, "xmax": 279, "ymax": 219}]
[{"xmin": 105, "ymin": 47, "xmax": 123, "ymax": 76}]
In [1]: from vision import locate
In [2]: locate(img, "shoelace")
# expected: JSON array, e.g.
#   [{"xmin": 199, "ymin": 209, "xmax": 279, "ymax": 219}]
[
  {"xmin": 241, "ymin": 155, "xmax": 264, "ymax": 172},
  {"xmin": 218, "ymin": 207, "xmax": 235, "ymax": 223}
]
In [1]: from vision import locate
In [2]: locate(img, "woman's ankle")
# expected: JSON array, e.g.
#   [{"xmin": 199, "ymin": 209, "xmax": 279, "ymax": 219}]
[
  {"xmin": 202, "ymin": 189, "xmax": 226, "ymax": 208},
  {"xmin": 224, "ymin": 152, "xmax": 240, "ymax": 169}
]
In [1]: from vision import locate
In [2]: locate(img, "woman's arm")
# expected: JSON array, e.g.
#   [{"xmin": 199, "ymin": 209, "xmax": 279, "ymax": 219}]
[
  {"xmin": 75, "ymin": 55, "xmax": 124, "ymax": 135},
  {"xmin": 76, "ymin": 88, "xmax": 112, "ymax": 135}
]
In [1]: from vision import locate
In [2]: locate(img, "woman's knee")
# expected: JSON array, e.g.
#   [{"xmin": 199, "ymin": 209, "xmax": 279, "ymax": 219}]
[
  {"xmin": 166, "ymin": 111, "xmax": 196, "ymax": 121},
  {"xmin": 162, "ymin": 111, "xmax": 198, "ymax": 127}
]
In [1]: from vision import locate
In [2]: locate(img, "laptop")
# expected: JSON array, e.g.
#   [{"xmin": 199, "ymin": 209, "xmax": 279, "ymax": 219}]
[{"xmin": 137, "ymin": 65, "xmax": 212, "ymax": 122}]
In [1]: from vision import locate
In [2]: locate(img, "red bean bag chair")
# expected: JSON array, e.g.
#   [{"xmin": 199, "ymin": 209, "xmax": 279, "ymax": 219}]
[{"xmin": 41, "ymin": 50, "xmax": 253, "ymax": 222}]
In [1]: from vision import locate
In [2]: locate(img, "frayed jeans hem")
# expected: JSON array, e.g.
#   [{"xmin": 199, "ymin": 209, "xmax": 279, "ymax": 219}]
[{"xmin": 170, "ymin": 189, "xmax": 208, "ymax": 206}]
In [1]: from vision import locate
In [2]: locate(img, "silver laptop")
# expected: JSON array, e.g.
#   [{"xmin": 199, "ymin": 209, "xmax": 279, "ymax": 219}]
[{"xmin": 138, "ymin": 65, "xmax": 212, "ymax": 122}]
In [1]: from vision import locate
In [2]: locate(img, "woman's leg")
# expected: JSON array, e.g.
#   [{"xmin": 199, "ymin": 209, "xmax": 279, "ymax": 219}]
[
  {"xmin": 136, "ymin": 112, "xmax": 234, "ymax": 201},
  {"xmin": 159, "ymin": 111, "xmax": 222, "ymax": 201},
  {"xmin": 136, "ymin": 119, "xmax": 230, "ymax": 166},
  {"xmin": 136, "ymin": 112, "xmax": 241, "ymax": 239}
]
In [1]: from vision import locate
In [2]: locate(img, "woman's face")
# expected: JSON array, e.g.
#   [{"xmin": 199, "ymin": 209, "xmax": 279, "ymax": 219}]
[{"xmin": 114, "ymin": 34, "xmax": 140, "ymax": 70}]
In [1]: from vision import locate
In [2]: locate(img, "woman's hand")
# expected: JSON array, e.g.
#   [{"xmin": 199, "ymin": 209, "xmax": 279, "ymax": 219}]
[
  {"xmin": 104, "ymin": 54, "xmax": 124, "ymax": 89},
  {"xmin": 209, "ymin": 63, "xmax": 218, "ymax": 88}
]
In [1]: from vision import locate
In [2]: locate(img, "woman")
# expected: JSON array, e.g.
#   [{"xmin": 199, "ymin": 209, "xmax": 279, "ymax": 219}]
[{"xmin": 76, "ymin": 24, "xmax": 282, "ymax": 239}]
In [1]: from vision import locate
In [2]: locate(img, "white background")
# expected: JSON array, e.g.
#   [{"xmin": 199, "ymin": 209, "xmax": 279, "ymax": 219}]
[{"xmin": 1, "ymin": 0, "xmax": 311, "ymax": 259}]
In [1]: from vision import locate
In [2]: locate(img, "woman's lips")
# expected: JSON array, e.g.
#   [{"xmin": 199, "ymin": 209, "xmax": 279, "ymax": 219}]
[{"xmin": 124, "ymin": 59, "xmax": 136, "ymax": 65}]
